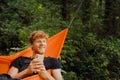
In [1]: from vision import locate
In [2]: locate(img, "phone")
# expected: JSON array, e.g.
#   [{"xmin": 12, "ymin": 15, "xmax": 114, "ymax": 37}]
[{"xmin": 35, "ymin": 54, "xmax": 44, "ymax": 62}]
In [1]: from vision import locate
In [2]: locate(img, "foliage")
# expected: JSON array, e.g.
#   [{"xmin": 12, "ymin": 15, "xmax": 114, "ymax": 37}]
[
  {"xmin": 0, "ymin": 0, "xmax": 67, "ymax": 54},
  {"xmin": 61, "ymin": 27, "xmax": 120, "ymax": 79},
  {"xmin": 63, "ymin": 71, "xmax": 78, "ymax": 80},
  {"xmin": 0, "ymin": 0, "xmax": 120, "ymax": 79}
]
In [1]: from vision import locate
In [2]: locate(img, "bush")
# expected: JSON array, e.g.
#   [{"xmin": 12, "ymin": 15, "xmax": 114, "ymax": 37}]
[{"xmin": 63, "ymin": 71, "xmax": 78, "ymax": 80}]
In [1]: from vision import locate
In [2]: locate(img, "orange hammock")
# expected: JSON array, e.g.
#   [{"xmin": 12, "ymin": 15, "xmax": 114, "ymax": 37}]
[{"xmin": 0, "ymin": 28, "xmax": 68, "ymax": 80}]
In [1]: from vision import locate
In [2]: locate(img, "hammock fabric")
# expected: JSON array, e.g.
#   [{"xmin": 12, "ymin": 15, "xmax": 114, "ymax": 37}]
[{"xmin": 0, "ymin": 28, "xmax": 68, "ymax": 80}]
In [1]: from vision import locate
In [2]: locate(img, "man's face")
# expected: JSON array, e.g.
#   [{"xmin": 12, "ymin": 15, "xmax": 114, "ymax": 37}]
[{"xmin": 32, "ymin": 38, "xmax": 47, "ymax": 54}]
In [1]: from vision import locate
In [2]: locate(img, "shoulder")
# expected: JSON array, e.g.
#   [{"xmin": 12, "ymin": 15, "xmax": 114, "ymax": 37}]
[
  {"xmin": 44, "ymin": 57, "xmax": 61, "ymax": 69},
  {"xmin": 11, "ymin": 56, "xmax": 32, "ymax": 68},
  {"xmin": 12, "ymin": 56, "xmax": 31, "ymax": 63},
  {"xmin": 14, "ymin": 56, "xmax": 31, "ymax": 60}
]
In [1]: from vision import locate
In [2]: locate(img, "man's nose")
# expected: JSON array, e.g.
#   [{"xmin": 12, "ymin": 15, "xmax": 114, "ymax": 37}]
[{"xmin": 41, "ymin": 42, "xmax": 45, "ymax": 45}]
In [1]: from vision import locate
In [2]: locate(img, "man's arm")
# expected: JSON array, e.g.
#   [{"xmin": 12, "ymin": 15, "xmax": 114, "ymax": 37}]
[
  {"xmin": 38, "ymin": 70, "xmax": 55, "ymax": 80},
  {"xmin": 8, "ymin": 66, "xmax": 32, "ymax": 79},
  {"xmin": 8, "ymin": 58, "xmax": 40, "ymax": 79},
  {"xmin": 38, "ymin": 69, "xmax": 63, "ymax": 80},
  {"xmin": 52, "ymin": 69, "xmax": 63, "ymax": 80}
]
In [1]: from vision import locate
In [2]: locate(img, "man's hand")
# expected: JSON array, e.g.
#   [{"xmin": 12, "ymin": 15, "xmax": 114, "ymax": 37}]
[{"xmin": 27, "ymin": 58, "xmax": 46, "ymax": 74}]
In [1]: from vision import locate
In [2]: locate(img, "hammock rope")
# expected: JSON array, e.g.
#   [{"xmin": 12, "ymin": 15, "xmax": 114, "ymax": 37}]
[{"xmin": 68, "ymin": 0, "xmax": 84, "ymax": 28}]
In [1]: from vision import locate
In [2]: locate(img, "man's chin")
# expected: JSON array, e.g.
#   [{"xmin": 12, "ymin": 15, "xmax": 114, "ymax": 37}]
[{"xmin": 38, "ymin": 50, "xmax": 45, "ymax": 54}]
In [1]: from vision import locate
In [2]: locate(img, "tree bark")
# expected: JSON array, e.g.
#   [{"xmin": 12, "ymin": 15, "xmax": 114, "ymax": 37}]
[{"xmin": 104, "ymin": 0, "xmax": 118, "ymax": 35}]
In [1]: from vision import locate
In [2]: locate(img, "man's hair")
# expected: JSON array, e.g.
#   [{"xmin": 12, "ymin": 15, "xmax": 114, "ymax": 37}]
[{"xmin": 28, "ymin": 30, "xmax": 49, "ymax": 44}]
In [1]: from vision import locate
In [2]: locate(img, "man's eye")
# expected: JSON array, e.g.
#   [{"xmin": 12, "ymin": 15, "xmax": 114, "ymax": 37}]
[{"xmin": 37, "ymin": 41, "xmax": 41, "ymax": 43}]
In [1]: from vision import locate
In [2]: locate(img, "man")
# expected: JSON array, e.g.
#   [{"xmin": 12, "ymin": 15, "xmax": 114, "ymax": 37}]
[{"xmin": 8, "ymin": 30, "xmax": 63, "ymax": 80}]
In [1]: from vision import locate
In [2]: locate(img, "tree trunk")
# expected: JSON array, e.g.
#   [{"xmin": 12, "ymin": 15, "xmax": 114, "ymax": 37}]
[{"xmin": 104, "ymin": 0, "xmax": 118, "ymax": 35}]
